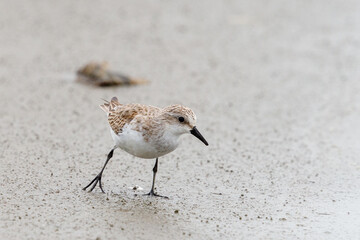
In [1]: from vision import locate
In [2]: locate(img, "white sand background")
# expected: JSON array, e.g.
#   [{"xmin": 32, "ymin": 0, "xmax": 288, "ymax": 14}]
[{"xmin": 1, "ymin": 0, "xmax": 360, "ymax": 239}]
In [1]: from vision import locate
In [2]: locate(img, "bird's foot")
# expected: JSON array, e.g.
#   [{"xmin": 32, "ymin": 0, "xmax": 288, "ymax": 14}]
[
  {"xmin": 82, "ymin": 173, "xmax": 105, "ymax": 193},
  {"xmin": 143, "ymin": 190, "xmax": 169, "ymax": 199}
]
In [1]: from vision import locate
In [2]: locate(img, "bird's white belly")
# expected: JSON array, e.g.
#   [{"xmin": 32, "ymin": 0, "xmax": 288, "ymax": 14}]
[{"xmin": 110, "ymin": 126, "xmax": 178, "ymax": 159}]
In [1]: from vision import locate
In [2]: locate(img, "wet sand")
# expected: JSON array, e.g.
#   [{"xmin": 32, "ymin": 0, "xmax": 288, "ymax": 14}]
[{"xmin": 1, "ymin": 0, "xmax": 359, "ymax": 239}]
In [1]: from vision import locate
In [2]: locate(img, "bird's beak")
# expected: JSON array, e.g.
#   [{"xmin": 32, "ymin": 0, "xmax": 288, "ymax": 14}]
[{"xmin": 190, "ymin": 126, "xmax": 209, "ymax": 146}]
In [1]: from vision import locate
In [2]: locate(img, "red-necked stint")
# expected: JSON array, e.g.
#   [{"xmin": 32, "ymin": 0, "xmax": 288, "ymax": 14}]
[{"xmin": 83, "ymin": 97, "xmax": 208, "ymax": 198}]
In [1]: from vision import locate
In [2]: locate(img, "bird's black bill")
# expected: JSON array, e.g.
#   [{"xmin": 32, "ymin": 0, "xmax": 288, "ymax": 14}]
[{"xmin": 190, "ymin": 126, "xmax": 209, "ymax": 146}]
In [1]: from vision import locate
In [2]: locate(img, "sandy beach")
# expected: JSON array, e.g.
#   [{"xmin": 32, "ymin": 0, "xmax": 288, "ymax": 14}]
[{"xmin": 1, "ymin": 0, "xmax": 359, "ymax": 239}]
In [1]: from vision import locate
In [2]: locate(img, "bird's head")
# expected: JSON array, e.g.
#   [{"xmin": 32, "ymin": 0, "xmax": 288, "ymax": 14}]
[{"xmin": 161, "ymin": 105, "xmax": 208, "ymax": 146}]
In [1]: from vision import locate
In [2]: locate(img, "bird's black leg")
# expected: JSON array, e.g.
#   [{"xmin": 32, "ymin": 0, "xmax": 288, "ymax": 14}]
[
  {"xmin": 144, "ymin": 158, "xmax": 168, "ymax": 198},
  {"xmin": 82, "ymin": 148, "xmax": 115, "ymax": 193}
]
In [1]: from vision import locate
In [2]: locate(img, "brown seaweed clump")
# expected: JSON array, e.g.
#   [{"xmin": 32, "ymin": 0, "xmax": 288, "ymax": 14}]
[{"xmin": 76, "ymin": 62, "xmax": 148, "ymax": 87}]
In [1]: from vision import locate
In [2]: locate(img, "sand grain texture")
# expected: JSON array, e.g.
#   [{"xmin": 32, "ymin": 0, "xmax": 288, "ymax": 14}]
[{"xmin": 0, "ymin": 0, "xmax": 359, "ymax": 239}]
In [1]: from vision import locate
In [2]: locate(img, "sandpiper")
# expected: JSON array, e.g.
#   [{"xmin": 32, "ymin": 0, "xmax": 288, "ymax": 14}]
[{"xmin": 83, "ymin": 97, "xmax": 208, "ymax": 198}]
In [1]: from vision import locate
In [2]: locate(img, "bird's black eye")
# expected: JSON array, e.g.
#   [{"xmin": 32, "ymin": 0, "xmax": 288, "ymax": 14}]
[{"xmin": 178, "ymin": 117, "xmax": 185, "ymax": 122}]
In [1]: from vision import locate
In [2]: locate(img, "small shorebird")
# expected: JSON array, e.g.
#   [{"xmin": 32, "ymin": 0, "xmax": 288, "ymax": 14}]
[{"xmin": 83, "ymin": 97, "xmax": 208, "ymax": 198}]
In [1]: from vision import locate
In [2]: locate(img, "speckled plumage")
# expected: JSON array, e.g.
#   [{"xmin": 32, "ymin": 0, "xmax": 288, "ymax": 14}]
[{"xmin": 101, "ymin": 98, "xmax": 161, "ymax": 135}]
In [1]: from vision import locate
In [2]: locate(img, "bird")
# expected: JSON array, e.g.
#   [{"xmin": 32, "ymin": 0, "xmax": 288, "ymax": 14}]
[{"xmin": 82, "ymin": 97, "xmax": 208, "ymax": 198}]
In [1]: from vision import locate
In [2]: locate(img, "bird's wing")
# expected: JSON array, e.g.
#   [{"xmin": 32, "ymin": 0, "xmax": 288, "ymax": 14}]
[{"xmin": 105, "ymin": 98, "xmax": 160, "ymax": 134}]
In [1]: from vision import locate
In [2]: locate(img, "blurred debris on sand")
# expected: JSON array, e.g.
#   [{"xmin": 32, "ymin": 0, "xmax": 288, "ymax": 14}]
[{"xmin": 76, "ymin": 61, "xmax": 148, "ymax": 87}]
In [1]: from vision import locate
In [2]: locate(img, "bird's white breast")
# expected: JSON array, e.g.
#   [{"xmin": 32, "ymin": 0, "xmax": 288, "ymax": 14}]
[{"xmin": 110, "ymin": 124, "xmax": 179, "ymax": 159}]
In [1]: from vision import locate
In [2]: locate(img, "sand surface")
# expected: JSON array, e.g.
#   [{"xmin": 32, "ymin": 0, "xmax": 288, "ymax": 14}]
[{"xmin": 1, "ymin": 0, "xmax": 359, "ymax": 239}]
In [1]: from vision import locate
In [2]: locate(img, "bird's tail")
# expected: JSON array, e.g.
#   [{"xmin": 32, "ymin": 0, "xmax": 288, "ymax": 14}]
[{"xmin": 99, "ymin": 97, "xmax": 121, "ymax": 114}]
